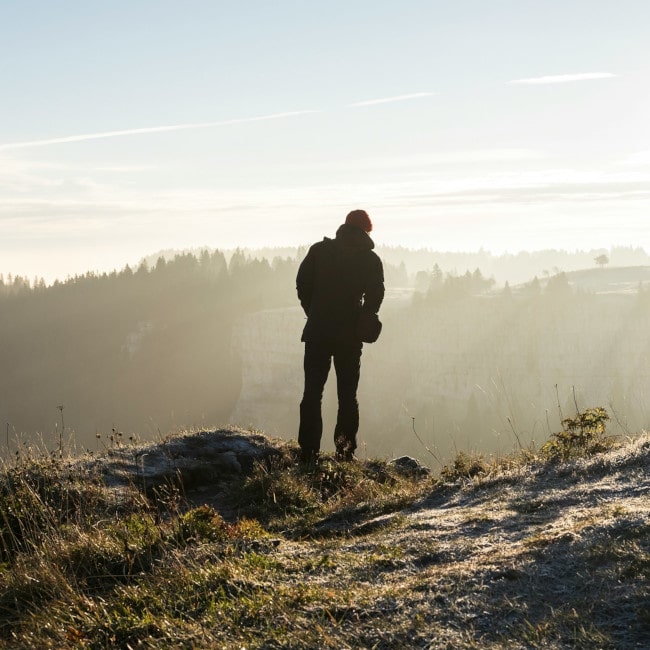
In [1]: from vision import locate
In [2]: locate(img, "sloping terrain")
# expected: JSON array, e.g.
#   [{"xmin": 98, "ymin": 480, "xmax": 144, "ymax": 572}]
[
  {"xmin": 0, "ymin": 428, "xmax": 648, "ymax": 648},
  {"xmin": 348, "ymin": 436, "xmax": 650, "ymax": 647},
  {"xmin": 562, "ymin": 265, "xmax": 650, "ymax": 294}
]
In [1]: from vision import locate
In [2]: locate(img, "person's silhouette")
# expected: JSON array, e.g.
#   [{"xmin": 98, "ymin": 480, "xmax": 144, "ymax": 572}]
[{"xmin": 296, "ymin": 209, "xmax": 384, "ymax": 462}]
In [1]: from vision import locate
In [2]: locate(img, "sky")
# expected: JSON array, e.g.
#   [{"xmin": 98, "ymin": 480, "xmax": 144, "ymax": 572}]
[{"xmin": 1, "ymin": 0, "xmax": 650, "ymax": 282}]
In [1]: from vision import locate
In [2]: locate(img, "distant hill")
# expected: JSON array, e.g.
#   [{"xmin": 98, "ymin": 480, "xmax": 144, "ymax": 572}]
[{"xmin": 564, "ymin": 265, "xmax": 650, "ymax": 294}]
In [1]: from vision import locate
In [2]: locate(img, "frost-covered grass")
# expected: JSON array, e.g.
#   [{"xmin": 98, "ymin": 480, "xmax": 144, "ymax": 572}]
[{"xmin": 1, "ymin": 426, "xmax": 648, "ymax": 649}]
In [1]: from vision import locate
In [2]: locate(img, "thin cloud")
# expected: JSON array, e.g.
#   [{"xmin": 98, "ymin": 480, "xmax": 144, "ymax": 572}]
[
  {"xmin": 0, "ymin": 110, "xmax": 318, "ymax": 151},
  {"xmin": 508, "ymin": 72, "xmax": 616, "ymax": 85},
  {"xmin": 619, "ymin": 150, "xmax": 650, "ymax": 167},
  {"xmin": 348, "ymin": 92, "xmax": 435, "ymax": 107},
  {"xmin": 0, "ymin": 94, "xmax": 436, "ymax": 151}
]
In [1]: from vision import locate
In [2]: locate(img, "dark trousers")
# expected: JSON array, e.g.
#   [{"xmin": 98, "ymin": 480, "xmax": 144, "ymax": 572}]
[{"xmin": 299, "ymin": 340, "xmax": 363, "ymax": 455}]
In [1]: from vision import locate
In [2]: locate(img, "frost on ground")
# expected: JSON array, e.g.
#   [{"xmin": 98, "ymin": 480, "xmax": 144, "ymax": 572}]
[
  {"xmin": 1, "ymin": 428, "xmax": 648, "ymax": 649},
  {"xmin": 113, "ymin": 430, "xmax": 650, "ymax": 648}
]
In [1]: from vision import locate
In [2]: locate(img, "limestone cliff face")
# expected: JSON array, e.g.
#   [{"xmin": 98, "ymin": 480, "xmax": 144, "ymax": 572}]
[
  {"xmin": 397, "ymin": 292, "xmax": 650, "ymax": 450},
  {"xmin": 229, "ymin": 307, "xmax": 304, "ymax": 436},
  {"xmin": 226, "ymin": 291, "xmax": 424, "ymax": 454},
  {"xmin": 228, "ymin": 286, "xmax": 650, "ymax": 461}
]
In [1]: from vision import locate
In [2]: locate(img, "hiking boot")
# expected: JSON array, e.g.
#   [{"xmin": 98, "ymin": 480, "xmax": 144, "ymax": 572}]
[
  {"xmin": 334, "ymin": 432, "xmax": 356, "ymax": 462},
  {"xmin": 299, "ymin": 449, "xmax": 320, "ymax": 466}
]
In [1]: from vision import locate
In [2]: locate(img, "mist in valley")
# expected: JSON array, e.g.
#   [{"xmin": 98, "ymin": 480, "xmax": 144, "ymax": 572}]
[{"xmin": 2, "ymin": 244, "xmax": 650, "ymax": 467}]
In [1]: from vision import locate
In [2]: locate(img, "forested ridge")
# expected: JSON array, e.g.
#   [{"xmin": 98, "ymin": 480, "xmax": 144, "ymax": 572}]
[{"xmin": 0, "ymin": 250, "xmax": 298, "ymax": 452}]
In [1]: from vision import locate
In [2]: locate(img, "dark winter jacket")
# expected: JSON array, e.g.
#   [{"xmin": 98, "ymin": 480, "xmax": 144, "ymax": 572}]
[{"xmin": 296, "ymin": 223, "xmax": 384, "ymax": 342}]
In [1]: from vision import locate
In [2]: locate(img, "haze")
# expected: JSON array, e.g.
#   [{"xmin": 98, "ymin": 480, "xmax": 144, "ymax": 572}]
[
  {"xmin": 3, "ymin": 248, "xmax": 650, "ymax": 465},
  {"xmin": 2, "ymin": 1, "xmax": 650, "ymax": 282},
  {"xmin": 2, "ymin": 2, "xmax": 650, "ymax": 465}
]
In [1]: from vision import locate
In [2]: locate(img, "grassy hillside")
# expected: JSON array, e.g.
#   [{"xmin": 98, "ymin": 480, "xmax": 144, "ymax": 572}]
[
  {"xmin": 0, "ymin": 417, "xmax": 648, "ymax": 648},
  {"xmin": 563, "ymin": 265, "xmax": 650, "ymax": 294}
]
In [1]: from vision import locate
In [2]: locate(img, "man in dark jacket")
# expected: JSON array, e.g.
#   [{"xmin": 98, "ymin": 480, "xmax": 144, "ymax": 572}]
[{"xmin": 296, "ymin": 209, "xmax": 384, "ymax": 462}]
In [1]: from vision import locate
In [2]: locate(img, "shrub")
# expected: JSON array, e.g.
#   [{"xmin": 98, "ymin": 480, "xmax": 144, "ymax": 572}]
[
  {"xmin": 541, "ymin": 407, "xmax": 614, "ymax": 460},
  {"xmin": 440, "ymin": 451, "xmax": 489, "ymax": 482},
  {"xmin": 176, "ymin": 505, "xmax": 229, "ymax": 544}
]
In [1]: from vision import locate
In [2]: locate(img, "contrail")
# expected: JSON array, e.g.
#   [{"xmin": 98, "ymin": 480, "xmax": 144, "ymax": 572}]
[
  {"xmin": 0, "ymin": 94, "xmax": 435, "ymax": 151},
  {"xmin": 0, "ymin": 110, "xmax": 318, "ymax": 151},
  {"xmin": 348, "ymin": 92, "xmax": 435, "ymax": 107},
  {"xmin": 508, "ymin": 72, "xmax": 615, "ymax": 85}
]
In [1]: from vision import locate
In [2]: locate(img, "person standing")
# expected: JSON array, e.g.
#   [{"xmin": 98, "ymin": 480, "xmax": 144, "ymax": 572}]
[{"xmin": 296, "ymin": 209, "xmax": 384, "ymax": 462}]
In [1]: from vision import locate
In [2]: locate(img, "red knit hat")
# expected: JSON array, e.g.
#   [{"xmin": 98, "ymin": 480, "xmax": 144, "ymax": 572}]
[{"xmin": 345, "ymin": 209, "xmax": 373, "ymax": 232}]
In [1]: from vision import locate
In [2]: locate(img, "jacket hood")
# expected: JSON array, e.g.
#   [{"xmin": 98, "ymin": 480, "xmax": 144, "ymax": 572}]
[{"xmin": 334, "ymin": 223, "xmax": 375, "ymax": 251}]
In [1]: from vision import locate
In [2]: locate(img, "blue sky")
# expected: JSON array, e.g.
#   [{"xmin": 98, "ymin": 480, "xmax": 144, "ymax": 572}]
[{"xmin": 1, "ymin": 1, "xmax": 649, "ymax": 281}]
